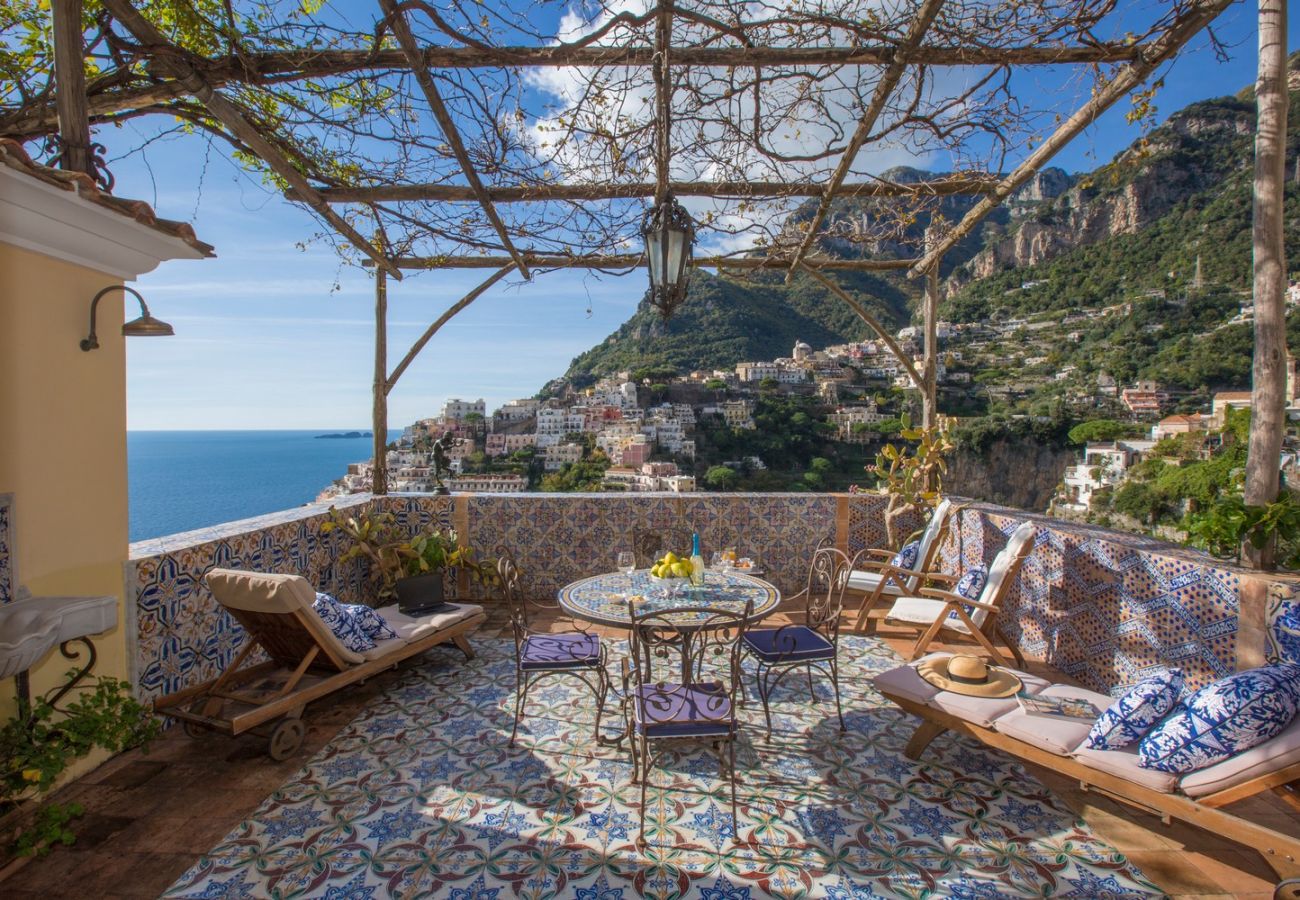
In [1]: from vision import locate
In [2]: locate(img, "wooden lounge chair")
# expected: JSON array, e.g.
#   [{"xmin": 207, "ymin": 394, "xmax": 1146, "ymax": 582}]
[
  {"xmin": 153, "ymin": 568, "xmax": 486, "ymax": 759},
  {"xmin": 874, "ymin": 655, "xmax": 1300, "ymax": 881},
  {"xmin": 882, "ymin": 520, "xmax": 1036, "ymax": 668},
  {"xmin": 851, "ymin": 498, "xmax": 955, "ymax": 634}
]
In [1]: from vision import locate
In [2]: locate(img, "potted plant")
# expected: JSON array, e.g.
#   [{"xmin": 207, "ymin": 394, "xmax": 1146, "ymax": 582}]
[{"xmin": 322, "ymin": 507, "xmax": 496, "ymax": 612}]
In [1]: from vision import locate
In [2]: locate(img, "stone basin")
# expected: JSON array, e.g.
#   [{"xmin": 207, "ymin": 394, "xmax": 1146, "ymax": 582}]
[{"xmin": 0, "ymin": 594, "xmax": 117, "ymax": 680}]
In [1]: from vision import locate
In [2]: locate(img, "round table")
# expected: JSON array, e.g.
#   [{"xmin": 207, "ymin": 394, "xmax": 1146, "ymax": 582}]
[{"xmin": 557, "ymin": 569, "xmax": 782, "ymax": 629}]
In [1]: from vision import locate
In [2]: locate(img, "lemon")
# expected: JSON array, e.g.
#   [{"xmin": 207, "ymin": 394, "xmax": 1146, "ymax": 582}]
[
  {"xmin": 672, "ymin": 561, "xmax": 691, "ymax": 578},
  {"xmin": 663, "ymin": 552, "xmax": 678, "ymax": 565}
]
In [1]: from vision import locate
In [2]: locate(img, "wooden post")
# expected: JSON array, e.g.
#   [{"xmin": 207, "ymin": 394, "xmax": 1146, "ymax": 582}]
[
  {"xmin": 1243, "ymin": 0, "xmax": 1288, "ymax": 569},
  {"xmin": 922, "ymin": 254, "xmax": 941, "ymax": 429},
  {"xmin": 372, "ymin": 268, "xmax": 389, "ymax": 496},
  {"xmin": 51, "ymin": 0, "xmax": 92, "ymax": 176}
]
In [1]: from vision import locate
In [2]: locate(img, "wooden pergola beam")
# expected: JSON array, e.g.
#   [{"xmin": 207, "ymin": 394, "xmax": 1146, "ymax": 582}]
[
  {"xmin": 911, "ymin": 0, "xmax": 1235, "ymax": 277},
  {"xmin": 784, "ymin": 0, "xmax": 947, "ymax": 280},
  {"xmin": 303, "ymin": 177, "xmax": 998, "ymax": 204},
  {"xmin": 0, "ymin": 43, "xmax": 1157, "ymax": 140},
  {"xmin": 653, "ymin": 0, "xmax": 673, "ymax": 204},
  {"xmin": 376, "ymin": 254, "xmax": 919, "ymax": 271},
  {"xmin": 99, "ymin": 0, "xmax": 401, "ymax": 279},
  {"xmin": 379, "ymin": 0, "xmax": 530, "ymax": 279},
  {"xmin": 51, "ymin": 0, "xmax": 92, "ymax": 176}
]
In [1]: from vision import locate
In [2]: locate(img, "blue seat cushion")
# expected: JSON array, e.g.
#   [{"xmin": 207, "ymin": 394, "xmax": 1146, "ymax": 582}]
[
  {"xmin": 634, "ymin": 682, "xmax": 733, "ymax": 737},
  {"xmin": 1138, "ymin": 664, "xmax": 1300, "ymax": 774},
  {"xmin": 520, "ymin": 632, "xmax": 602, "ymax": 670},
  {"xmin": 743, "ymin": 626, "xmax": 835, "ymax": 662}
]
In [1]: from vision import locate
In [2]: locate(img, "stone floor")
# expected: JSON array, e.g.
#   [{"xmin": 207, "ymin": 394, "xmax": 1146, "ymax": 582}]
[{"xmin": 3, "ymin": 601, "xmax": 1298, "ymax": 899}]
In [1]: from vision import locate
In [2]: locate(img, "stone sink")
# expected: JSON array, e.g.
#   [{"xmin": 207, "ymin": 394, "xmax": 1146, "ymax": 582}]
[{"xmin": 0, "ymin": 594, "xmax": 117, "ymax": 680}]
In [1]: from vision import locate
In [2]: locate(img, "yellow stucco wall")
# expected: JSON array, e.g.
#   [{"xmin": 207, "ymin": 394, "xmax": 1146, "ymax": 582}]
[{"xmin": 0, "ymin": 242, "xmax": 130, "ymax": 726}]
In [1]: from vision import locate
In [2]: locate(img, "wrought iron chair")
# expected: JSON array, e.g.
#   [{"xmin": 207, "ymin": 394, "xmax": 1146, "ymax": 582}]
[
  {"xmin": 742, "ymin": 546, "xmax": 852, "ymax": 740},
  {"xmin": 622, "ymin": 599, "xmax": 754, "ymax": 846},
  {"xmin": 632, "ymin": 526, "xmax": 693, "ymax": 568},
  {"xmin": 499, "ymin": 549, "xmax": 609, "ymax": 746}
]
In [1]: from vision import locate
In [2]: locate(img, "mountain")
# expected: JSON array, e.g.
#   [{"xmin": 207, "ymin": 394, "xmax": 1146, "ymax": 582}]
[{"xmin": 560, "ymin": 59, "xmax": 1300, "ymax": 389}]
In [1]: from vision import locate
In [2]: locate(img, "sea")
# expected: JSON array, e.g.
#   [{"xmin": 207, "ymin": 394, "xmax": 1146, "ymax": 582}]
[{"xmin": 128, "ymin": 430, "xmax": 400, "ymax": 542}]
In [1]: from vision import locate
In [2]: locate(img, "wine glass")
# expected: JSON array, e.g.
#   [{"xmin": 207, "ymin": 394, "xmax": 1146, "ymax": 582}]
[
  {"xmin": 617, "ymin": 551, "xmax": 636, "ymax": 576},
  {"xmin": 710, "ymin": 551, "xmax": 724, "ymax": 569}
]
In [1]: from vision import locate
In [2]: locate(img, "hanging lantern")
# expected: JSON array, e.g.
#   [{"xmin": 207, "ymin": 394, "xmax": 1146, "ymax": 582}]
[{"xmin": 640, "ymin": 193, "xmax": 695, "ymax": 319}]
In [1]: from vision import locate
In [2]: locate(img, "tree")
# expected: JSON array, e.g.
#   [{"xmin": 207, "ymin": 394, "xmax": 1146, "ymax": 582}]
[
  {"xmin": 704, "ymin": 466, "xmax": 740, "ymax": 491},
  {"xmin": 1067, "ymin": 419, "xmax": 1134, "ymax": 445},
  {"xmin": 704, "ymin": 378, "xmax": 727, "ymax": 392}
]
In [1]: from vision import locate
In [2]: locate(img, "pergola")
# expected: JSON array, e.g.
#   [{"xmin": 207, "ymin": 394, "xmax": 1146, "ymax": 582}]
[{"xmin": 4, "ymin": 0, "xmax": 1288, "ymax": 560}]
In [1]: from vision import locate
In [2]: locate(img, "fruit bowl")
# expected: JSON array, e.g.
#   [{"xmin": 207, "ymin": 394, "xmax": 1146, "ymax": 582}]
[{"xmin": 646, "ymin": 570, "xmax": 688, "ymax": 581}]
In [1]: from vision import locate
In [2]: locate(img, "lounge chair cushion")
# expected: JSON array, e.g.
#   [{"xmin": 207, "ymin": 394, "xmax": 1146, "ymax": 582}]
[
  {"xmin": 520, "ymin": 632, "xmax": 602, "ymax": 670},
  {"xmin": 1180, "ymin": 713, "xmax": 1300, "ymax": 798},
  {"xmin": 376, "ymin": 603, "xmax": 482, "ymax": 642},
  {"xmin": 633, "ymin": 682, "xmax": 732, "ymax": 737},
  {"xmin": 743, "ymin": 626, "xmax": 834, "ymax": 662},
  {"xmin": 1073, "ymin": 744, "xmax": 1179, "ymax": 794},
  {"xmin": 348, "ymin": 604, "xmax": 398, "ymax": 641},
  {"xmin": 1086, "ymin": 668, "xmax": 1185, "ymax": 751},
  {"xmin": 1277, "ymin": 606, "xmax": 1300, "ymax": 663},
  {"xmin": 887, "ymin": 596, "xmax": 974, "ymax": 634},
  {"xmin": 994, "ymin": 685, "xmax": 1112, "ymax": 755},
  {"xmin": 871, "ymin": 654, "xmax": 1050, "ymax": 728},
  {"xmin": 847, "ymin": 570, "xmax": 910, "ymax": 596},
  {"xmin": 1138, "ymin": 664, "xmax": 1300, "ymax": 774},
  {"xmin": 313, "ymin": 593, "xmax": 377, "ymax": 654}
]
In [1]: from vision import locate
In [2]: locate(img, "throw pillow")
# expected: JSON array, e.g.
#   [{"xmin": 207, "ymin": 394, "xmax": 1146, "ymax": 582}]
[
  {"xmin": 1275, "ymin": 606, "xmax": 1300, "ymax": 665},
  {"xmin": 346, "ymin": 603, "xmax": 399, "ymax": 642},
  {"xmin": 947, "ymin": 566, "xmax": 988, "ymax": 624},
  {"xmin": 890, "ymin": 540, "xmax": 921, "ymax": 572},
  {"xmin": 1138, "ymin": 665, "xmax": 1300, "ymax": 774},
  {"xmin": 313, "ymin": 592, "xmax": 377, "ymax": 654},
  {"xmin": 1086, "ymin": 669, "xmax": 1184, "ymax": 751}
]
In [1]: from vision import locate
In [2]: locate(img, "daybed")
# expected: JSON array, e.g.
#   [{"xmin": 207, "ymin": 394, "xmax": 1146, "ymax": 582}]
[
  {"xmin": 153, "ymin": 568, "xmax": 485, "ymax": 759},
  {"xmin": 874, "ymin": 654, "xmax": 1300, "ymax": 880}
]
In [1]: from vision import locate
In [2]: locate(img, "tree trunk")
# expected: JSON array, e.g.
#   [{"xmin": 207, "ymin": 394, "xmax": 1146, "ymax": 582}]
[
  {"xmin": 372, "ymin": 269, "xmax": 389, "ymax": 495},
  {"xmin": 51, "ymin": 0, "xmax": 92, "ymax": 176},
  {"xmin": 1242, "ymin": 0, "xmax": 1289, "ymax": 568}
]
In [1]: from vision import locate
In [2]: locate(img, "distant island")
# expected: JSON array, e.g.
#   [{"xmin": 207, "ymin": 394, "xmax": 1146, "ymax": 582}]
[{"xmin": 314, "ymin": 431, "xmax": 372, "ymax": 440}]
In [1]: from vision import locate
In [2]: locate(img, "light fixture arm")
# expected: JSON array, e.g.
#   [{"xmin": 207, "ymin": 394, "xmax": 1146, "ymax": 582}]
[{"xmin": 80, "ymin": 284, "xmax": 150, "ymax": 352}]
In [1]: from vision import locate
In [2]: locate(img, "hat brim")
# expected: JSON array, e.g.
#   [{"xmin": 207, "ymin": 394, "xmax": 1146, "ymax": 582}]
[{"xmin": 917, "ymin": 656, "xmax": 1022, "ymax": 698}]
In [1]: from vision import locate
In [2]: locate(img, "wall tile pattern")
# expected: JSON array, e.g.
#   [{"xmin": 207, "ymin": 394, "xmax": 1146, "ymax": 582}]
[{"xmin": 129, "ymin": 492, "xmax": 1277, "ymax": 705}]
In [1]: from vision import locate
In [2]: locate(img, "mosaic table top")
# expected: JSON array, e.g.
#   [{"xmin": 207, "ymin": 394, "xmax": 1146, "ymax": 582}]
[{"xmin": 558, "ymin": 569, "xmax": 781, "ymax": 629}]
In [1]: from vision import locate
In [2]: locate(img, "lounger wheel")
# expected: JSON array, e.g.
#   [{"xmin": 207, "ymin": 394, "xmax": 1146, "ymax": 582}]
[
  {"xmin": 267, "ymin": 718, "xmax": 305, "ymax": 761},
  {"xmin": 1276, "ymin": 878, "xmax": 1300, "ymax": 900},
  {"xmin": 182, "ymin": 720, "xmax": 210, "ymax": 739}
]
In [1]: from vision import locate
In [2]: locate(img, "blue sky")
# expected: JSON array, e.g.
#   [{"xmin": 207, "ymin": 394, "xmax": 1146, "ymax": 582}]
[{"xmin": 110, "ymin": 1, "xmax": 1292, "ymax": 431}]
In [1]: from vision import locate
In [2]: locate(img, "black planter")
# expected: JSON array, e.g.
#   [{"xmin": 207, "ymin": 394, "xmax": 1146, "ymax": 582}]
[{"xmin": 394, "ymin": 573, "xmax": 452, "ymax": 616}]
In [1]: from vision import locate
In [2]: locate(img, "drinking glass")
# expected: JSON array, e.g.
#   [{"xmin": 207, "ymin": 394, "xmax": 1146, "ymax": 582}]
[
  {"xmin": 617, "ymin": 551, "xmax": 636, "ymax": 576},
  {"xmin": 710, "ymin": 551, "xmax": 724, "ymax": 569}
]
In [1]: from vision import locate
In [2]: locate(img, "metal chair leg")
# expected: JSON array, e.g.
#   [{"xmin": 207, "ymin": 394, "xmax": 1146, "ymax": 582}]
[
  {"xmin": 509, "ymin": 670, "xmax": 529, "ymax": 746},
  {"xmin": 830, "ymin": 658, "xmax": 845, "ymax": 732},
  {"xmin": 756, "ymin": 665, "xmax": 775, "ymax": 741},
  {"xmin": 727, "ymin": 738, "xmax": 739, "ymax": 842}
]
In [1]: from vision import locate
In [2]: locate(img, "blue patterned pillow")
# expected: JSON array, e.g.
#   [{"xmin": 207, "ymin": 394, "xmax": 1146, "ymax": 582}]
[
  {"xmin": 345, "ymin": 603, "xmax": 398, "ymax": 642},
  {"xmin": 313, "ymin": 592, "xmax": 376, "ymax": 653},
  {"xmin": 1137, "ymin": 665, "xmax": 1300, "ymax": 774},
  {"xmin": 1086, "ymin": 669, "xmax": 1184, "ymax": 751},
  {"xmin": 890, "ymin": 540, "xmax": 920, "ymax": 572},
  {"xmin": 947, "ymin": 566, "xmax": 988, "ymax": 624}
]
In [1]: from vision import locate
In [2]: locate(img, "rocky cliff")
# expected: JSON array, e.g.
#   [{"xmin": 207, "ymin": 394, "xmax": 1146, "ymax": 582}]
[{"xmin": 947, "ymin": 438, "xmax": 1076, "ymax": 512}]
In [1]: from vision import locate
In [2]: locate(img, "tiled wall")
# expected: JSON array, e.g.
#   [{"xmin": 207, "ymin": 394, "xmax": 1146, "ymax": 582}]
[{"xmin": 125, "ymin": 491, "xmax": 1291, "ymax": 706}]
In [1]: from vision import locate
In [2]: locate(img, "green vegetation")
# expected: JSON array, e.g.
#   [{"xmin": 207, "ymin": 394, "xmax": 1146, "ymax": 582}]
[
  {"xmin": 539, "ymin": 454, "xmax": 611, "ymax": 492},
  {"xmin": 1067, "ymin": 419, "xmax": 1142, "ymax": 445}
]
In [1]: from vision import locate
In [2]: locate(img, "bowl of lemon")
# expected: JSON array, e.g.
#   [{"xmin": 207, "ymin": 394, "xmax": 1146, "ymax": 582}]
[{"xmin": 648, "ymin": 551, "xmax": 693, "ymax": 580}]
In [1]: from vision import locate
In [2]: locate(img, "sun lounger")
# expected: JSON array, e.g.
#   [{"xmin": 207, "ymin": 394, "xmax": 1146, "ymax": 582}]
[
  {"xmin": 152, "ymin": 568, "xmax": 485, "ymax": 759},
  {"xmin": 874, "ymin": 654, "xmax": 1300, "ymax": 880}
]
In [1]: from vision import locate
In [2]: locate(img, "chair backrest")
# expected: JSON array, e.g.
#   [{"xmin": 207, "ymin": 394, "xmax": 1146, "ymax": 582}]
[
  {"xmin": 908, "ymin": 498, "xmax": 954, "ymax": 588},
  {"xmin": 632, "ymin": 527, "xmax": 693, "ymax": 568},
  {"xmin": 970, "ymin": 521, "xmax": 1037, "ymax": 628},
  {"xmin": 496, "ymin": 548, "xmax": 528, "ymax": 648},
  {"xmin": 804, "ymin": 546, "xmax": 853, "ymax": 643},
  {"xmin": 204, "ymin": 568, "xmax": 360, "ymax": 671},
  {"xmin": 628, "ymin": 601, "xmax": 752, "ymax": 695}
]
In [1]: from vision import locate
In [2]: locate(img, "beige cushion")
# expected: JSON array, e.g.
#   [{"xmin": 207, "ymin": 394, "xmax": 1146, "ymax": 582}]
[
  {"xmin": 376, "ymin": 603, "xmax": 482, "ymax": 642},
  {"xmin": 1180, "ymin": 714, "xmax": 1300, "ymax": 799},
  {"xmin": 994, "ymin": 685, "xmax": 1112, "ymax": 755},
  {"xmin": 886, "ymin": 596, "xmax": 973, "ymax": 633},
  {"xmin": 847, "ymin": 570, "xmax": 910, "ymax": 596},
  {"xmin": 1072, "ymin": 744, "xmax": 1178, "ymax": 793},
  {"xmin": 873, "ymin": 653, "xmax": 1050, "ymax": 728},
  {"xmin": 205, "ymin": 568, "xmax": 364, "ymax": 666}
]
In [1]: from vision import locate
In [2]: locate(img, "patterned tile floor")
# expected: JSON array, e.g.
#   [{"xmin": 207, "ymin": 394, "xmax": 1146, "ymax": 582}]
[{"xmin": 3, "ymin": 609, "xmax": 1295, "ymax": 899}]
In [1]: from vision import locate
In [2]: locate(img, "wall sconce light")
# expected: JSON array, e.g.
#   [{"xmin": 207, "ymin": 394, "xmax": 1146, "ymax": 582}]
[{"xmin": 80, "ymin": 285, "xmax": 174, "ymax": 352}]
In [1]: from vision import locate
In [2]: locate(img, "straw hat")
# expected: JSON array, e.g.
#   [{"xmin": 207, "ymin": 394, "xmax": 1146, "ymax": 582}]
[{"xmin": 917, "ymin": 654, "xmax": 1022, "ymax": 698}]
